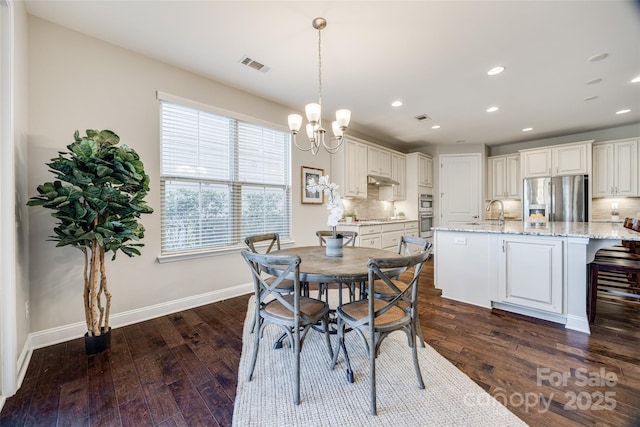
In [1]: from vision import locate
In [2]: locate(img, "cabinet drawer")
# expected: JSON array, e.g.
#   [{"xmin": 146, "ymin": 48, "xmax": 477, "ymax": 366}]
[
  {"xmin": 382, "ymin": 230, "xmax": 404, "ymax": 249},
  {"xmin": 404, "ymin": 222, "xmax": 418, "ymax": 232},
  {"xmin": 360, "ymin": 236, "xmax": 381, "ymax": 249},
  {"xmin": 381, "ymin": 223, "xmax": 405, "ymax": 232},
  {"xmin": 359, "ymin": 225, "xmax": 382, "ymax": 235}
]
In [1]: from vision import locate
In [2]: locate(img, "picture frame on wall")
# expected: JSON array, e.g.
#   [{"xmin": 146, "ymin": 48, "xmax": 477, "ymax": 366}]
[{"xmin": 301, "ymin": 166, "xmax": 324, "ymax": 204}]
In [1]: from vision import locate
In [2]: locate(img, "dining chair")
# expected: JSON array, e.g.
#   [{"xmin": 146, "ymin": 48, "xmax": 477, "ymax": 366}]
[
  {"xmin": 315, "ymin": 230, "xmax": 359, "ymax": 305},
  {"xmin": 330, "ymin": 250, "xmax": 430, "ymax": 415},
  {"xmin": 244, "ymin": 233, "xmax": 295, "ymax": 337},
  {"xmin": 367, "ymin": 235, "xmax": 432, "ymax": 347},
  {"xmin": 240, "ymin": 250, "xmax": 334, "ymax": 405}
]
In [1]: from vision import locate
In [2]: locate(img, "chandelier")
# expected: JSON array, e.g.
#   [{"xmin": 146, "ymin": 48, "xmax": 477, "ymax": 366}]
[{"xmin": 288, "ymin": 17, "xmax": 351, "ymax": 155}]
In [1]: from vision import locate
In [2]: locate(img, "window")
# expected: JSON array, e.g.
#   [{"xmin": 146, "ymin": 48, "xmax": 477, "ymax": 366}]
[{"xmin": 159, "ymin": 96, "xmax": 291, "ymax": 255}]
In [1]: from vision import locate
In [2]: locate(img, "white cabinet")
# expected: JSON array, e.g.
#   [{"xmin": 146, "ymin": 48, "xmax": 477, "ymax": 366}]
[
  {"xmin": 488, "ymin": 154, "xmax": 520, "ymax": 199},
  {"xmin": 520, "ymin": 141, "xmax": 592, "ymax": 178},
  {"xmin": 418, "ymin": 154, "xmax": 433, "ymax": 187},
  {"xmin": 379, "ymin": 152, "xmax": 406, "ymax": 201},
  {"xmin": 332, "ymin": 138, "xmax": 368, "ymax": 198},
  {"xmin": 404, "ymin": 221, "xmax": 419, "ymax": 237},
  {"xmin": 497, "ymin": 236, "xmax": 563, "ymax": 314},
  {"xmin": 367, "ymin": 146, "xmax": 392, "ymax": 178},
  {"xmin": 592, "ymin": 139, "xmax": 638, "ymax": 197}
]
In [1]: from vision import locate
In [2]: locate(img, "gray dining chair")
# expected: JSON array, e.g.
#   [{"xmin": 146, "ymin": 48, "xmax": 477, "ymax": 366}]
[
  {"xmin": 240, "ymin": 250, "xmax": 333, "ymax": 405},
  {"xmin": 315, "ymin": 230, "xmax": 359, "ymax": 305},
  {"xmin": 367, "ymin": 235, "xmax": 432, "ymax": 347},
  {"xmin": 244, "ymin": 233, "xmax": 296, "ymax": 336},
  {"xmin": 330, "ymin": 250, "xmax": 430, "ymax": 415}
]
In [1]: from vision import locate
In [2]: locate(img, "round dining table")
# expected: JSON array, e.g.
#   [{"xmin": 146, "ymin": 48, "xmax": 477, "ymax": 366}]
[{"xmin": 267, "ymin": 245, "xmax": 404, "ymax": 285}]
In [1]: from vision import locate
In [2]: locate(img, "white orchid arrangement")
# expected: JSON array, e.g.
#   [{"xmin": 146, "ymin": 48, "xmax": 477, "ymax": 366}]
[{"xmin": 306, "ymin": 175, "xmax": 345, "ymax": 239}]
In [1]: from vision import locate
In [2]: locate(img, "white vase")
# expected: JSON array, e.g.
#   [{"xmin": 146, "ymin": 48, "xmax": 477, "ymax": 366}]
[{"xmin": 325, "ymin": 237, "xmax": 343, "ymax": 257}]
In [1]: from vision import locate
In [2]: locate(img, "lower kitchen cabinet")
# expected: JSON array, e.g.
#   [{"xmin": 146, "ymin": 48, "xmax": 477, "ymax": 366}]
[
  {"xmin": 337, "ymin": 221, "xmax": 418, "ymax": 251},
  {"xmin": 497, "ymin": 236, "xmax": 564, "ymax": 314}
]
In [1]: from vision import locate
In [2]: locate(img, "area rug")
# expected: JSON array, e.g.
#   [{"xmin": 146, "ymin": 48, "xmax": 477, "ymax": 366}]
[{"xmin": 232, "ymin": 297, "xmax": 527, "ymax": 426}]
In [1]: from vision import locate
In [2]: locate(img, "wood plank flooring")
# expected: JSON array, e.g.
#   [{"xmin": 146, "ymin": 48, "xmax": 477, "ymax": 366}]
[{"xmin": 1, "ymin": 258, "xmax": 639, "ymax": 426}]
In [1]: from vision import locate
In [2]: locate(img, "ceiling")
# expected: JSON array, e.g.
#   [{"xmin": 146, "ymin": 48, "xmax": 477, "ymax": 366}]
[{"xmin": 24, "ymin": 1, "xmax": 640, "ymax": 149}]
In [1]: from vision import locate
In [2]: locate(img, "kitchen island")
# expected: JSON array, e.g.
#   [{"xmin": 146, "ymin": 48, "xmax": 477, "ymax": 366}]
[{"xmin": 433, "ymin": 221, "xmax": 640, "ymax": 334}]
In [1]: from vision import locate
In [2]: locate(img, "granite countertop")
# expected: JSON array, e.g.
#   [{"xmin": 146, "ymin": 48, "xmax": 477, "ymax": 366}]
[
  {"xmin": 339, "ymin": 218, "xmax": 417, "ymax": 226},
  {"xmin": 434, "ymin": 221, "xmax": 640, "ymax": 241}
]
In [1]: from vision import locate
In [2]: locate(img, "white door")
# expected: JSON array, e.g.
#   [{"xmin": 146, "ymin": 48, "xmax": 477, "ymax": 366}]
[{"xmin": 439, "ymin": 154, "xmax": 482, "ymax": 223}]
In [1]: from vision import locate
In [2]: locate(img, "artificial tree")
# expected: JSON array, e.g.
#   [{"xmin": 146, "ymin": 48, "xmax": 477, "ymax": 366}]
[{"xmin": 28, "ymin": 129, "xmax": 153, "ymax": 344}]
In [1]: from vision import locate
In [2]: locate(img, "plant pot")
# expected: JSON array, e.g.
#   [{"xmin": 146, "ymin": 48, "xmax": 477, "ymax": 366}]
[
  {"xmin": 84, "ymin": 327, "xmax": 112, "ymax": 355},
  {"xmin": 325, "ymin": 237, "xmax": 343, "ymax": 257}
]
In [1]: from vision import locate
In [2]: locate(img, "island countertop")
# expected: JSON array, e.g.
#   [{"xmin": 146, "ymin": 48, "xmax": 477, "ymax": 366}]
[{"xmin": 433, "ymin": 221, "xmax": 640, "ymax": 241}]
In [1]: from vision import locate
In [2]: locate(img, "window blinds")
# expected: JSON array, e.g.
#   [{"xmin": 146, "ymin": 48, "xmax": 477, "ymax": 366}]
[{"xmin": 160, "ymin": 100, "xmax": 291, "ymax": 255}]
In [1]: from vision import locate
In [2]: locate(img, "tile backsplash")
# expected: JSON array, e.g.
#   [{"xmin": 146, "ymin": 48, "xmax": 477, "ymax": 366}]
[
  {"xmin": 592, "ymin": 197, "xmax": 640, "ymax": 221},
  {"xmin": 341, "ymin": 185, "xmax": 396, "ymax": 220}
]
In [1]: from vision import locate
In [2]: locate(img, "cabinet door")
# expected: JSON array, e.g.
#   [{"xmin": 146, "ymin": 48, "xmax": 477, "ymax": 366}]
[
  {"xmin": 592, "ymin": 144, "xmax": 614, "ymax": 197},
  {"xmin": 498, "ymin": 237, "xmax": 563, "ymax": 313},
  {"xmin": 417, "ymin": 155, "xmax": 429, "ymax": 186},
  {"xmin": 360, "ymin": 236, "xmax": 381, "ymax": 249},
  {"xmin": 553, "ymin": 144, "xmax": 589, "ymax": 176},
  {"xmin": 613, "ymin": 141, "xmax": 637, "ymax": 196},
  {"xmin": 367, "ymin": 146, "xmax": 392, "ymax": 178},
  {"xmin": 505, "ymin": 155, "xmax": 521, "ymax": 198},
  {"xmin": 489, "ymin": 156, "xmax": 507, "ymax": 198},
  {"xmin": 392, "ymin": 153, "xmax": 406, "ymax": 199},
  {"xmin": 522, "ymin": 149, "xmax": 552, "ymax": 178},
  {"xmin": 344, "ymin": 140, "xmax": 367, "ymax": 198},
  {"xmin": 425, "ymin": 156, "xmax": 434, "ymax": 188}
]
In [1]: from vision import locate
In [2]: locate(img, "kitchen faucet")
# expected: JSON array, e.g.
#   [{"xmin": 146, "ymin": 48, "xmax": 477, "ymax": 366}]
[{"xmin": 486, "ymin": 199, "xmax": 505, "ymax": 225}]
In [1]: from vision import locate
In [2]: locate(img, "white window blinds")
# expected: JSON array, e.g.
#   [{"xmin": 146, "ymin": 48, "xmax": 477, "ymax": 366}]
[{"xmin": 160, "ymin": 99, "xmax": 291, "ymax": 255}]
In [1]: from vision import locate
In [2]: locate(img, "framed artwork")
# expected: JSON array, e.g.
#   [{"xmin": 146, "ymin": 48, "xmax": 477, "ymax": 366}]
[{"xmin": 301, "ymin": 166, "xmax": 324, "ymax": 204}]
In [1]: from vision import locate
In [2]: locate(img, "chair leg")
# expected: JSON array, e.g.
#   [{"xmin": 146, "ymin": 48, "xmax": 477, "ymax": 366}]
[
  {"xmin": 323, "ymin": 314, "xmax": 334, "ymax": 359},
  {"xmin": 330, "ymin": 319, "xmax": 344, "ymax": 370},
  {"xmin": 293, "ymin": 332, "xmax": 300, "ymax": 405},
  {"xmin": 248, "ymin": 319, "xmax": 262, "ymax": 382},
  {"xmin": 369, "ymin": 327, "xmax": 377, "ymax": 416},
  {"xmin": 414, "ymin": 313, "xmax": 426, "ymax": 348},
  {"xmin": 411, "ymin": 330, "xmax": 425, "ymax": 389}
]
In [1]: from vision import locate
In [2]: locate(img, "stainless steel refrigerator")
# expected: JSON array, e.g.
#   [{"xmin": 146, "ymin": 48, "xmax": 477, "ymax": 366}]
[{"xmin": 522, "ymin": 175, "xmax": 588, "ymax": 222}]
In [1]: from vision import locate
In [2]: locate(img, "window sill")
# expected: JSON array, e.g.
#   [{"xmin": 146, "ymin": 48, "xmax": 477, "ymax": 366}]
[{"xmin": 156, "ymin": 239, "xmax": 297, "ymax": 264}]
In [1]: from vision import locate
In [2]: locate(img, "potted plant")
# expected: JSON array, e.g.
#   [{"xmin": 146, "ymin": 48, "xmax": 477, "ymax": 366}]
[
  {"xmin": 27, "ymin": 129, "xmax": 153, "ymax": 354},
  {"xmin": 344, "ymin": 209, "xmax": 357, "ymax": 223},
  {"xmin": 306, "ymin": 175, "xmax": 345, "ymax": 256}
]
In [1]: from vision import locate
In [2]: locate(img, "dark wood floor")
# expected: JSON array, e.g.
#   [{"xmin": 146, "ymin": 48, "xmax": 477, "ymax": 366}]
[{"xmin": 1, "ymin": 258, "xmax": 639, "ymax": 426}]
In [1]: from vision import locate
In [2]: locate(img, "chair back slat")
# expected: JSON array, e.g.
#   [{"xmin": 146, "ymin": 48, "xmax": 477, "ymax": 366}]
[{"xmin": 244, "ymin": 233, "xmax": 281, "ymax": 254}]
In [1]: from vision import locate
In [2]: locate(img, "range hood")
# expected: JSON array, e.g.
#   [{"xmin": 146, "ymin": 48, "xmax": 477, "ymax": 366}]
[{"xmin": 367, "ymin": 174, "xmax": 400, "ymax": 186}]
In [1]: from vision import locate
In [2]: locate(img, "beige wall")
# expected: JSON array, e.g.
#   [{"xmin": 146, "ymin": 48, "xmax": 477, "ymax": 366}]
[{"xmin": 27, "ymin": 16, "xmax": 337, "ymax": 335}]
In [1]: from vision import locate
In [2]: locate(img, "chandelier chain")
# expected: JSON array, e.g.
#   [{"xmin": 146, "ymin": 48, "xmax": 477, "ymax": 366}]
[{"xmin": 317, "ymin": 26, "xmax": 322, "ymax": 114}]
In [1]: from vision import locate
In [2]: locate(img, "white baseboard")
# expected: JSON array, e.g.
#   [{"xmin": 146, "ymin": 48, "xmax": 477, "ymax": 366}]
[
  {"xmin": 564, "ymin": 314, "xmax": 591, "ymax": 334},
  {"xmin": 491, "ymin": 301, "xmax": 567, "ymax": 325},
  {"xmin": 29, "ymin": 283, "xmax": 253, "ymax": 350},
  {"xmin": 15, "ymin": 334, "xmax": 32, "ymax": 390}
]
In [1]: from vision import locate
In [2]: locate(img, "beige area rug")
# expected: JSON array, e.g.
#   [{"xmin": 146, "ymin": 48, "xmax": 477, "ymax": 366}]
[{"xmin": 232, "ymin": 297, "xmax": 527, "ymax": 426}]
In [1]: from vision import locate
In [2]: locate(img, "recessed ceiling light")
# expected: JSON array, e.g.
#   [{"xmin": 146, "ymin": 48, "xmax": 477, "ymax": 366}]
[
  {"xmin": 632, "ymin": 75, "xmax": 640, "ymax": 83},
  {"xmin": 391, "ymin": 100, "xmax": 403, "ymax": 107},
  {"xmin": 487, "ymin": 66, "xmax": 505, "ymax": 76},
  {"xmin": 586, "ymin": 78, "xmax": 602, "ymax": 85},
  {"xmin": 522, "ymin": 127, "xmax": 533, "ymax": 132},
  {"xmin": 486, "ymin": 106, "xmax": 499, "ymax": 113},
  {"xmin": 455, "ymin": 139, "xmax": 465, "ymax": 144},
  {"xmin": 587, "ymin": 53, "xmax": 608, "ymax": 62},
  {"xmin": 584, "ymin": 95, "xmax": 599, "ymax": 101},
  {"xmin": 431, "ymin": 125, "xmax": 441, "ymax": 129},
  {"xmin": 616, "ymin": 109, "xmax": 631, "ymax": 115}
]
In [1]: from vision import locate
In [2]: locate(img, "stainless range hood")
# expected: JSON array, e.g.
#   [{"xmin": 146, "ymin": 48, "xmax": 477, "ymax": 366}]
[{"xmin": 367, "ymin": 174, "xmax": 400, "ymax": 186}]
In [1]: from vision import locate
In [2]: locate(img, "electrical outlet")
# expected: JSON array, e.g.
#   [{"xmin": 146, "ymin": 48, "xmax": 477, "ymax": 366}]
[{"xmin": 25, "ymin": 301, "xmax": 29, "ymax": 319}]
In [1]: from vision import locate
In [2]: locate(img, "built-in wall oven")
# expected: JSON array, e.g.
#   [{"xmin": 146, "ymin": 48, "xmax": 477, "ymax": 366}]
[{"xmin": 418, "ymin": 194, "xmax": 434, "ymax": 239}]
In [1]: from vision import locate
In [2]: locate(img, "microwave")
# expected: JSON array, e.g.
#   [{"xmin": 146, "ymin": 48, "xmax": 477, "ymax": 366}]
[{"xmin": 419, "ymin": 194, "xmax": 433, "ymax": 212}]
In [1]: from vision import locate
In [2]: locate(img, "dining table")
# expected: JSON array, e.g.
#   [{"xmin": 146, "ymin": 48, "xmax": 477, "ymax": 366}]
[{"xmin": 266, "ymin": 245, "xmax": 405, "ymax": 382}]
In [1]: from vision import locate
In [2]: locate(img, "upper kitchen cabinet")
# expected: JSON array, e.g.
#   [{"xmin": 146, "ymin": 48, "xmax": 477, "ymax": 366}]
[
  {"xmin": 488, "ymin": 154, "xmax": 520, "ymax": 199},
  {"xmin": 520, "ymin": 140, "xmax": 593, "ymax": 178},
  {"xmin": 406, "ymin": 152, "xmax": 433, "ymax": 189},
  {"xmin": 379, "ymin": 151, "xmax": 407, "ymax": 201},
  {"xmin": 592, "ymin": 138, "xmax": 638, "ymax": 197},
  {"xmin": 367, "ymin": 145, "xmax": 392, "ymax": 178},
  {"xmin": 331, "ymin": 137, "xmax": 368, "ymax": 198}
]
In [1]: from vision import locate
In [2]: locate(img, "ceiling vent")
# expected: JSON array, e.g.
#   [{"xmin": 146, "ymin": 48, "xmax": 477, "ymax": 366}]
[
  {"xmin": 240, "ymin": 56, "xmax": 270, "ymax": 73},
  {"xmin": 414, "ymin": 114, "xmax": 431, "ymax": 122}
]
